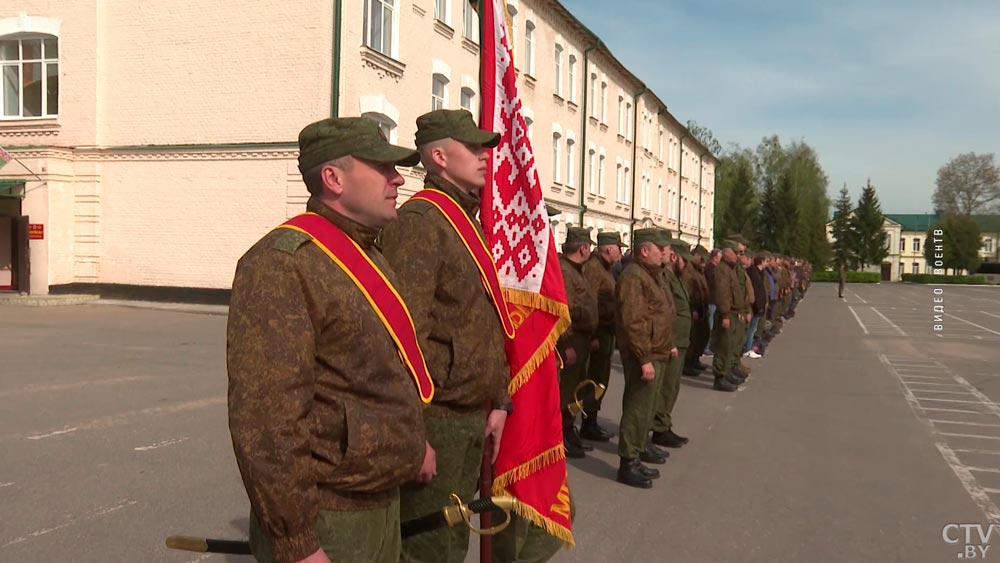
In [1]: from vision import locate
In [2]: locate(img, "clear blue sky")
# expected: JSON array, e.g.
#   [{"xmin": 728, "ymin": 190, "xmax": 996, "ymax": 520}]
[{"xmin": 569, "ymin": 0, "xmax": 1000, "ymax": 213}]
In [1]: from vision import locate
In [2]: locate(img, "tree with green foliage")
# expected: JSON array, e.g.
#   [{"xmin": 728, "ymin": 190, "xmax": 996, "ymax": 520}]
[
  {"xmin": 851, "ymin": 180, "xmax": 888, "ymax": 271},
  {"xmin": 719, "ymin": 150, "xmax": 757, "ymax": 241},
  {"xmin": 756, "ymin": 178, "xmax": 780, "ymax": 250},
  {"xmin": 933, "ymin": 152, "xmax": 1000, "ymax": 215},
  {"xmin": 773, "ymin": 170, "xmax": 800, "ymax": 256},
  {"xmin": 830, "ymin": 185, "xmax": 856, "ymax": 269},
  {"xmin": 923, "ymin": 215, "xmax": 983, "ymax": 274},
  {"xmin": 686, "ymin": 120, "xmax": 723, "ymax": 157}
]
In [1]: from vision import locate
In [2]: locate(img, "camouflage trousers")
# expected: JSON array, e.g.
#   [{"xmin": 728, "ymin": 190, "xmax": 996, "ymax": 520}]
[
  {"xmin": 584, "ymin": 328, "xmax": 615, "ymax": 416},
  {"xmin": 248, "ymin": 498, "xmax": 400, "ymax": 563},
  {"xmin": 491, "ymin": 493, "xmax": 576, "ymax": 563},
  {"xmin": 652, "ymin": 349, "xmax": 687, "ymax": 434},
  {"xmin": 711, "ymin": 312, "xmax": 745, "ymax": 378},
  {"xmin": 618, "ymin": 354, "xmax": 667, "ymax": 459},
  {"xmin": 400, "ymin": 411, "xmax": 487, "ymax": 563}
]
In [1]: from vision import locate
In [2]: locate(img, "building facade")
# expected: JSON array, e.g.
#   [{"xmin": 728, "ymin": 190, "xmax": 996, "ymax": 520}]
[{"xmin": 0, "ymin": 0, "xmax": 716, "ymax": 295}]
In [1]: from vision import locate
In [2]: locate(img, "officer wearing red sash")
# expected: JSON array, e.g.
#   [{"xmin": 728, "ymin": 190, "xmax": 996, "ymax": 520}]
[
  {"xmin": 227, "ymin": 117, "xmax": 436, "ymax": 563},
  {"xmin": 380, "ymin": 109, "xmax": 514, "ymax": 563}
]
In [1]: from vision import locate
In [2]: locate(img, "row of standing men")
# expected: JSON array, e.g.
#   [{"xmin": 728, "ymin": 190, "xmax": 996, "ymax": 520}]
[{"xmin": 556, "ymin": 228, "xmax": 813, "ymax": 488}]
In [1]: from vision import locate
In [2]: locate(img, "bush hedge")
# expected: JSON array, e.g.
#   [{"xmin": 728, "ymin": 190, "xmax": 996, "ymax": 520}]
[
  {"xmin": 813, "ymin": 271, "xmax": 881, "ymax": 283},
  {"xmin": 901, "ymin": 273, "xmax": 991, "ymax": 285}
]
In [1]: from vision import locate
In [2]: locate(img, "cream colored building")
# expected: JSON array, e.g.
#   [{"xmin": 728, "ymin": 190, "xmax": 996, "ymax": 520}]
[{"xmin": 0, "ymin": 0, "xmax": 716, "ymax": 296}]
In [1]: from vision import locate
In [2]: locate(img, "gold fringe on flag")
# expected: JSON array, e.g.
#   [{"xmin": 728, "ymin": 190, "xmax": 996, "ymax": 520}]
[
  {"xmin": 492, "ymin": 443, "xmax": 566, "ymax": 490},
  {"xmin": 493, "ymin": 488, "xmax": 576, "ymax": 547},
  {"xmin": 501, "ymin": 287, "xmax": 571, "ymax": 395}
]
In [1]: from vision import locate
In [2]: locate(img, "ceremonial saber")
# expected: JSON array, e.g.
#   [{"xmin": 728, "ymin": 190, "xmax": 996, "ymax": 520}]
[{"xmin": 165, "ymin": 495, "xmax": 516, "ymax": 555}]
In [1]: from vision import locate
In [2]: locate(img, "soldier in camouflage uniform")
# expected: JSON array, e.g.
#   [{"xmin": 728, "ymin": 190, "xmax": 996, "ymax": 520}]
[
  {"xmin": 709, "ymin": 240, "xmax": 744, "ymax": 392},
  {"xmin": 380, "ymin": 110, "xmax": 513, "ymax": 563},
  {"xmin": 651, "ymin": 239, "xmax": 694, "ymax": 448},
  {"xmin": 683, "ymin": 245, "xmax": 711, "ymax": 375},
  {"xmin": 558, "ymin": 227, "xmax": 600, "ymax": 457},
  {"xmin": 615, "ymin": 228, "xmax": 676, "ymax": 488},
  {"xmin": 227, "ymin": 118, "xmax": 433, "ymax": 563},
  {"xmin": 580, "ymin": 231, "xmax": 627, "ymax": 442}
]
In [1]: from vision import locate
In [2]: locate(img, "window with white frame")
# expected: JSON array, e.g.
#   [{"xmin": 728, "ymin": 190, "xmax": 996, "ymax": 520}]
[
  {"xmin": 588, "ymin": 148, "xmax": 596, "ymax": 194},
  {"xmin": 625, "ymin": 102, "xmax": 633, "ymax": 137},
  {"xmin": 986, "ymin": 238, "xmax": 994, "ymax": 253},
  {"xmin": 1, "ymin": 36, "xmax": 59, "ymax": 118},
  {"xmin": 554, "ymin": 44, "xmax": 563, "ymax": 95},
  {"xmin": 566, "ymin": 139, "xmax": 575, "ymax": 187},
  {"xmin": 431, "ymin": 74, "xmax": 448, "ymax": 110},
  {"xmin": 658, "ymin": 129, "xmax": 664, "ymax": 160},
  {"xmin": 912, "ymin": 262, "xmax": 919, "ymax": 274},
  {"xmin": 364, "ymin": 0, "xmax": 395, "ymax": 56},
  {"xmin": 616, "ymin": 163, "xmax": 624, "ymax": 202},
  {"xmin": 600, "ymin": 81, "xmax": 608, "ymax": 123},
  {"xmin": 899, "ymin": 237, "xmax": 905, "ymax": 252},
  {"xmin": 598, "ymin": 154, "xmax": 606, "ymax": 196},
  {"xmin": 589, "ymin": 73, "xmax": 597, "ymax": 118},
  {"xmin": 568, "ymin": 55, "xmax": 577, "ymax": 102},
  {"xmin": 552, "ymin": 132, "xmax": 562, "ymax": 183},
  {"xmin": 460, "ymin": 87, "xmax": 476, "ymax": 116},
  {"xmin": 657, "ymin": 183, "xmax": 663, "ymax": 215},
  {"xmin": 623, "ymin": 167, "xmax": 631, "ymax": 203},
  {"xmin": 463, "ymin": 0, "xmax": 478, "ymax": 41},
  {"xmin": 617, "ymin": 96, "xmax": 624, "ymax": 134},
  {"xmin": 435, "ymin": 0, "xmax": 447, "ymax": 22},
  {"xmin": 913, "ymin": 237, "xmax": 921, "ymax": 252},
  {"xmin": 641, "ymin": 174, "xmax": 649, "ymax": 209},
  {"xmin": 507, "ymin": 5, "xmax": 517, "ymax": 50},
  {"xmin": 362, "ymin": 112, "xmax": 398, "ymax": 144},
  {"xmin": 524, "ymin": 21, "xmax": 535, "ymax": 75}
]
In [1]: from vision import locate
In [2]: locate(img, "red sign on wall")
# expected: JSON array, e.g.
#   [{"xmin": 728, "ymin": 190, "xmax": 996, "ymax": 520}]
[{"xmin": 28, "ymin": 223, "xmax": 44, "ymax": 240}]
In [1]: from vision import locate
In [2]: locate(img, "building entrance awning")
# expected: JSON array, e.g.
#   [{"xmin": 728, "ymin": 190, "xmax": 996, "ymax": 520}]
[{"xmin": 0, "ymin": 180, "xmax": 25, "ymax": 199}]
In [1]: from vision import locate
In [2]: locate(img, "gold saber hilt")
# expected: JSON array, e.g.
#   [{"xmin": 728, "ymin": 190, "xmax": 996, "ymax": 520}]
[{"xmin": 566, "ymin": 380, "xmax": 607, "ymax": 418}]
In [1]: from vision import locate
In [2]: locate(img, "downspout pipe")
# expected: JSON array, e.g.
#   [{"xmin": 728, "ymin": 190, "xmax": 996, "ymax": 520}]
[
  {"xmin": 677, "ymin": 134, "xmax": 687, "ymax": 239},
  {"xmin": 628, "ymin": 85, "xmax": 647, "ymax": 241},
  {"xmin": 331, "ymin": 0, "xmax": 343, "ymax": 117},
  {"xmin": 696, "ymin": 150, "xmax": 707, "ymax": 246},
  {"xmin": 578, "ymin": 38, "xmax": 601, "ymax": 226}
]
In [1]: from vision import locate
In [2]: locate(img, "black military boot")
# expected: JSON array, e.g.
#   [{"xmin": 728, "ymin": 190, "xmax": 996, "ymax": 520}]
[
  {"xmin": 714, "ymin": 377, "xmax": 738, "ymax": 392},
  {"xmin": 683, "ymin": 364, "xmax": 701, "ymax": 377},
  {"xmin": 617, "ymin": 458, "xmax": 653, "ymax": 489},
  {"xmin": 651, "ymin": 429, "xmax": 687, "ymax": 448},
  {"xmin": 636, "ymin": 461, "xmax": 660, "ymax": 480},
  {"xmin": 579, "ymin": 416, "xmax": 613, "ymax": 442},
  {"xmin": 639, "ymin": 442, "xmax": 668, "ymax": 464},
  {"xmin": 728, "ymin": 368, "xmax": 748, "ymax": 384},
  {"xmin": 568, "ymin": 425, "xmax": 593, "ymax": 452}
]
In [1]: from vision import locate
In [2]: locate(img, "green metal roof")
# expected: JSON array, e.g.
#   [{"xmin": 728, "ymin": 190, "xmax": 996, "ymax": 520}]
[
  {"xmin": 885, "ymin": 213, "xmax": 1000, "ymax": 233},
  {"xmin": 0, "ymin": 179, "xmax": 24, "ymax": 199}
]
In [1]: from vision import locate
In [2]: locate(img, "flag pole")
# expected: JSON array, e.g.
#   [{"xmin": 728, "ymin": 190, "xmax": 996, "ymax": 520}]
[{"xmin": 479, "ymin": 435, "xmax": 494, "ymax": 563}]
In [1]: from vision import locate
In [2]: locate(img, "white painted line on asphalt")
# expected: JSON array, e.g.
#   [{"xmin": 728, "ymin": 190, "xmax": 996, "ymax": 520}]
[
  {"xmin": 982, "ymin": 488, "xmax": 1000, "ymax": 495},
  {"xmin": 954, "ymin": 449, "xmax": 1000, "ymax": 456},
  {"xmin": 940, "ymin": 433, "xmax": 1000, "ymax": 441},
  {"xmin": 900, "ymin": 375, "xmax": 956, "ymax": 381},
  {"xmin": 0, "ymin": 482, "xmax": 13, "ymax": 489},
  {"xmin": 134, "ymin": 437, "xmax": 188, "ymax": 452},
  {"xmin": 0, "ymin": 376, "xmax": 152, "ymax": 399},
  {"xmin": 918, "ymin": 398, "xmax": 1000, "ymax": 405},
  {"xmin": 4, "ymin": 397, "xmax": 226, "ymax": 443},
  {"xmin": 922, "ymin": 407, "xmax": 989, "ymax": 414},
  {"xmin": 983, "ymin": 312, "xmax": 1000, "ymax": 320},
  {"xmin": 968, "ymin": 467, "xmax": 1000, "ymax": 474},
  {"xmin": 912, "ymin": 389, "xmax": 977, "ymax": 395},
  {"xmin": 1, "ymin": 499, "xmax": 137, "ymax": 547},
  {"xmin": 931, "ymin": 420, "xmax": 1000, "ymax": 428},
  {"xmin": 26, "ymin": 427, "xmax": 79, "ymax": 440},
  {"xmin": 936, "ymin": 443, "xmax": 1000, "ymax": 523},
  {"xmin": 848, "ymin": 306, "xmax": 869, "ymax": 334},
  {"xmin": 850, "ymin": 290, "xmax": 868, "ymax": 304},
  {"xmin": 945, "ymin": 313, "xmax": 1000, "ymax": 337},
  {"xmin": 906, "ymin": 382, "xmax": 965, "ymax": 387}
]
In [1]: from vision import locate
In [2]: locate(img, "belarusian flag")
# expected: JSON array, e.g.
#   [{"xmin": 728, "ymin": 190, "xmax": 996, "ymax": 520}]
[
  {"xmin": 478, "ymin": 0, "xmax": 574, "ymax": 546},
  {"xmin": 0, "ymin": 146, "xmax": 12, "ymax": 170}
]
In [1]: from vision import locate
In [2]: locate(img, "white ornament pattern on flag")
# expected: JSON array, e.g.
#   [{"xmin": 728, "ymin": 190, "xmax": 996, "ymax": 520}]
[{"xmin": 487, "ymin": 3, "xmax": 550, "ymax": 294}]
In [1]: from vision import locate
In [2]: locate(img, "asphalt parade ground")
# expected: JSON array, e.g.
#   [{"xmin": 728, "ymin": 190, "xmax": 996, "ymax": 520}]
[{"xmin": 1, "ymin": 283, "xmax": 999, "ymax": 563}]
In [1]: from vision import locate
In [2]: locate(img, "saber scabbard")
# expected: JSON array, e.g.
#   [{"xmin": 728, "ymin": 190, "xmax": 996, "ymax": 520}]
[{"xmin": 166, "ymin": 495, "xmax": 517, "ymax": 555}]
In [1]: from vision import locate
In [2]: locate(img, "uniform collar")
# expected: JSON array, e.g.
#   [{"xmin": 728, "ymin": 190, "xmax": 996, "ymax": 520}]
[
  {"xmin": 425, "ymin": 174, "xmax": 481, "ymax": 217},
  {"xmin": 306, "ymin": 197, "xmax": 380, "ymax": 250},
  {"xmin": 560, "ymin": 253, "xmax": 586, "ymax": 272}
]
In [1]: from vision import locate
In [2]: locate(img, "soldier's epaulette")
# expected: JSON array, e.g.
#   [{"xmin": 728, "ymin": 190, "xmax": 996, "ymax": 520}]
[
  {"xmin": 397, "ymin": 197, "xmax": 436, "ymax": 216},
  {"xmin": 267, "ymin": 228, "xmax": 312, "ymax": 255}
]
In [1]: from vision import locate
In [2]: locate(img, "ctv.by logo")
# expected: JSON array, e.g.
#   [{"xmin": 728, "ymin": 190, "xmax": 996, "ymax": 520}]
[{"xmin": 943, "ymin": 524, "xmax": 998, "ymax": 559}]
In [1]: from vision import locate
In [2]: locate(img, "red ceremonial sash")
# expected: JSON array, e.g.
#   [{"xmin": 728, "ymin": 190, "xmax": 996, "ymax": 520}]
[
  {"xmin": 277, "ymin": 213, "xmax": 434, "ymax": 404},
  {"xmin": 410, "ymin": 189, "xmax": 516, "ymax": 339}
]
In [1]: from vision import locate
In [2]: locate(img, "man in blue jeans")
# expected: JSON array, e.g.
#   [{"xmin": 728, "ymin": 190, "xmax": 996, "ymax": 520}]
[{"xmin": 744, "ymin": 253, "xmax": 769, "ymax": 359}]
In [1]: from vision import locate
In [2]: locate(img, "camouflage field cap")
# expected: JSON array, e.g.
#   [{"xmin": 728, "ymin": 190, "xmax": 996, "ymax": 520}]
[
  {"xmin": 720, "ymin": 239, "xmax": 740, "ymax": 251},
  {"xmin": 633, "ymin": 228, "xmax": 670, "ymax": 247},
  {"xmin": 693, "ymin": 245, "xmax": 709, "ymax": 257},
  {"xmin": 415, "ymin": 109, "xmax": 501, "ymax": 148},
  {"xmin": 597, "ymin": 231, "xmax": 628, "ymax": 248},
  {"xmin": 728, "ymin": 234, "xmax": 749, "ymax": 245},
  {"xmin": 670, "ymin": 240, "xmax": 694, "ymax": 262},
  {"xmin": 564, "ymin": 226, "xmax": 595, "ymax": 246},
  {"xmin": 298, "ymin": 117, "xmax": 420, "ymax": 173},
  {"xmin": 655, "ymin": 228, "xmax": 674, "ymax": 243}
]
